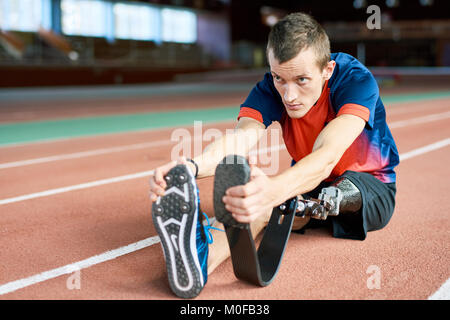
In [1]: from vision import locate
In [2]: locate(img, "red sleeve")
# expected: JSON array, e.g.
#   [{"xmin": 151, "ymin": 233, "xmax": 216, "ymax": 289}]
[
  {"xmin": 336, "ymin": 103, "xmax": 370, "ymax": 122},
  {"xmin": 237, "ymin": 107, "xmax": 264, "ymax": 124}
]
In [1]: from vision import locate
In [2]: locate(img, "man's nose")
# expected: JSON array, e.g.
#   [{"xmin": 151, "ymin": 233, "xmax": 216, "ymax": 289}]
[{"xmin": 284, "ymin": 84, "xmax": 298, "ymax": 103}]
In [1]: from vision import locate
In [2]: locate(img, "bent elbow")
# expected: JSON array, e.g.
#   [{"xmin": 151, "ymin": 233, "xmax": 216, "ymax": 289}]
[{"xmin": 320, "ymin": 149, "xmax": 341, "ymax": 181}]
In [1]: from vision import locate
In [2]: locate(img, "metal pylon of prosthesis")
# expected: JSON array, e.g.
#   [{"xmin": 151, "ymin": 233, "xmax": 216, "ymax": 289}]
[{"xmin": 292, "ymin": 186, "xmax": 344, "ymax": 220}]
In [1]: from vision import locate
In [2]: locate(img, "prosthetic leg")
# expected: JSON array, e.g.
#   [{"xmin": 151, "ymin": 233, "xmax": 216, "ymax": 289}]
[
  {"xmin": 214, "ymin": 155, "xmax": 297, "ymax": 286},
  {"xmin": 295, "ymin": 176, "xmax": 363, "ymax": 220},
  {"xmin": 214, "ymin": 155, "xmax": 363, "ymax": 287}
]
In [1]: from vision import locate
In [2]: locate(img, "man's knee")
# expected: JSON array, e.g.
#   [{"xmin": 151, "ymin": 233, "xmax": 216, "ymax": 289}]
[
  {"xmin": 329, "ymin": 172, "xmax": 396, "ymax": 238},
  {"xmin": 327, "ymin": 175, "xmax": 363, "ymax": 215},
  {"xmin": 366, "ymin": 190, "xmax": 396, "ymax": 232}
]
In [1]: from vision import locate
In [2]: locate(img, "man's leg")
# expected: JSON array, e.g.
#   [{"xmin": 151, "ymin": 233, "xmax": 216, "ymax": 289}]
[
  {"xmin": 328, "ymin": 171, "xmax": 396, "ymax": 240},
  {"xmin": 297, "ymin": 171, "xmax": 396, "ymax": 240}
]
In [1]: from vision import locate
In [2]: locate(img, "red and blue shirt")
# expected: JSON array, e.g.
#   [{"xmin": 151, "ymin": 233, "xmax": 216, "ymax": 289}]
[{"xmin": 238, "ymin": 52, "xmax": 399, "ymax": 183}]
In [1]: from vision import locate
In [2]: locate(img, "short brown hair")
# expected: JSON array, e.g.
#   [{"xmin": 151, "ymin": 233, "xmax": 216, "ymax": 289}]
[{"xmin": 267, "ymin": 12, "xmax": 330, "ymax": 70}]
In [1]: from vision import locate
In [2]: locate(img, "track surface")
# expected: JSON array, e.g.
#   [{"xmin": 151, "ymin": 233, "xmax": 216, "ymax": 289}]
[{"xmin": 0, "ymin": 82, "xmax": 449, "ymax": 300}]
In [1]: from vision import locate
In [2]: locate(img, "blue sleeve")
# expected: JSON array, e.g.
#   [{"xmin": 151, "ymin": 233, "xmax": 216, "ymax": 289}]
[
  {"xmin": 240, "ymin": 73, "xmax": 283, "ymax": 128},
  {"xmin": 331, "ymin": 72, "xmax": 379, "ymax": 129}
]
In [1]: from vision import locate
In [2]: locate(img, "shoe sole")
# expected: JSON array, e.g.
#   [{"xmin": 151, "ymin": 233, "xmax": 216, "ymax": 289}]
[
  {"xmin": 213, "ymin": 155, "xmax": 251, "ymax": 229},
  {"xmin": 152, "ymin": 164, "xmax": 204, "ymax": 299}
]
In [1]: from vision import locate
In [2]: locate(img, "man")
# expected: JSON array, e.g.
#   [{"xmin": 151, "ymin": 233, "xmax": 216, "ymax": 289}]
[{"xmin": 149, "ymin": 12, "xmax": 399, "ymax": 298}]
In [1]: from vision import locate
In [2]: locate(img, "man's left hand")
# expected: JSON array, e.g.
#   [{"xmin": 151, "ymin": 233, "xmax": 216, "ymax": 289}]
[{"xmin": 222, "ymin": 157, "xmax": 280, "ymax": 224}]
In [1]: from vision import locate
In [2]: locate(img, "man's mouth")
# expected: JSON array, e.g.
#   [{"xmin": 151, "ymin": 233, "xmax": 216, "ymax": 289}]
[{"xmin": 285, "ymin": 103, "xmax": 302, "ymax": 111}]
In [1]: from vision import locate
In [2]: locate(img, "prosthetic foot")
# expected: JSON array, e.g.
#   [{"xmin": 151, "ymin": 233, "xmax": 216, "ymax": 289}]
[{"xmin": 295, "ymin": 177, "xmax": 362, "ymax": 220}]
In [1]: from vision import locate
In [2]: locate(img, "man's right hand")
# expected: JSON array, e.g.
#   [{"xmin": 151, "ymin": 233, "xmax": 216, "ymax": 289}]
[{"xmin": 149, "ymin": 157, "xmax": 196, "ymax": 203}]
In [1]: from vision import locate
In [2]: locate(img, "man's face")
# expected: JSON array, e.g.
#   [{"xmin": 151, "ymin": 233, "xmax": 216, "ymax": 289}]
[{"xmin": 268, "ymin": 47, "xmax": 335, "ymax": 119}]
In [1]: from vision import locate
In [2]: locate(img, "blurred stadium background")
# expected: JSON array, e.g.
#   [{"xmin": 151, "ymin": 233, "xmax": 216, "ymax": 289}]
[{"xmin": 0, "ymin": 0, "xmax": 449, "ymax": 88}]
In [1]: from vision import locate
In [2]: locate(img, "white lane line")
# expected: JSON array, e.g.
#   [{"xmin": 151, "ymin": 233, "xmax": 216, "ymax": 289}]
[
  {"xmin": 389, "ymin": 111, "xmax": 450, "ymax": 129},
  {"xmin": 0, "ymin": 144, "xmax": 286, "ymax": 206},
  {"xmin": 0, "ymin": 138, "xmax": 449, "ymax": 296},
  {"xmin": 0, "ymin": 134, "xmax": 207, "ymax": 170},
  {"xmin": 428, "ymin": 278, "xmax": 450, "ymax": 300},
  {"xmin": 0, "ymin": 237, "xmax": 161, "ymax": 296},
  {"xmin": 0, "ymin": 137, "xmax": 448, "ymax": 206},
  {"xmin": 1, "ymin": 111, "xmax": 449, "ymax": 170},
  {"xmin": 399, "ymin": 138, "xmax": 450, "ymax": 161},
  {"xmin": 0, "ymin": 140, "xmax": 172, "ymax": 169},
  {"xmin": 0, "ymin": 170, "xmax": 155, "ymax": 206}
]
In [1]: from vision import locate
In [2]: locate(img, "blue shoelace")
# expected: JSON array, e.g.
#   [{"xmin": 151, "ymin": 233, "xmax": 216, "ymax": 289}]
[
  {"xmin": 201, "ymin": 212, "xmax": 224, "ymax": 244},
  {"xmin": 194, "ymin": 186, "xmax": 224, "ymax": 246}
]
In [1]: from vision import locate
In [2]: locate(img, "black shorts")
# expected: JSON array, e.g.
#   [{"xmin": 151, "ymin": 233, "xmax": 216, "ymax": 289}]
[{"xmin": 294, "ymin": 170, "xmax": 397, "ymax": 241}]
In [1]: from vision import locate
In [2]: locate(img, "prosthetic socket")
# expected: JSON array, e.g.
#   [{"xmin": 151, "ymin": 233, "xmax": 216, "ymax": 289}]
[{"xmin": 294, "ymin": 177, "xmax": 362, "ymax": 220}]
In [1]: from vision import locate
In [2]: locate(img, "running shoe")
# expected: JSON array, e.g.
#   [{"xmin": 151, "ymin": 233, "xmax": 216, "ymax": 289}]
[{"xmin": 152, "ymin": 164, "xmax": 210, "ymax": 299}]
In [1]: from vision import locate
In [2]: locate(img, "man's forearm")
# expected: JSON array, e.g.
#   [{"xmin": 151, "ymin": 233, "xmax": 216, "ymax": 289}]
[
  {"xmin": 191, "ymin": 135, "xmax": 230, "ymax": 178},
  {"xmin": 191, "ymin": 128, "xmax": 262, "ymax": 179},
  {"xmin": 271, "ymin": 146, "xmax": 338, "ymax": 204},
  {"xmin": 271, "ymin": 114, "xmax": 366, "ymax": 204}
]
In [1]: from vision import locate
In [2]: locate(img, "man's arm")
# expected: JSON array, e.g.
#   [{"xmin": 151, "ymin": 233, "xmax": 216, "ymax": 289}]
[
  {"xmin": 272, "ymin": 114, "xmax": 366, "ymax": 202},
  {"xmin": 149, "ymin": 117, "xmax": 265, "ymax": 202},
  {"xmin": 189, "ymin": 117, "xmax": 265, "ymax": 178},
  {"xmin": 222, "ymin": 114, "xmax": 366, "ymax": 223}
]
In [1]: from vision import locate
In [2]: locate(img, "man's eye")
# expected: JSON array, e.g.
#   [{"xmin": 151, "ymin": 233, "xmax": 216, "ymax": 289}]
[
  {"xmin": 274, "ymin": 75, "xmax": 282, "ymax": 82},
  {"xmin": 298, "ymin": 77, "xmax": 307, "ymax": 83}
]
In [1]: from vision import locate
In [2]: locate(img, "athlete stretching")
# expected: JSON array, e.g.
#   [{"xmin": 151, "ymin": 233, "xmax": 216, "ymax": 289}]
[{"xmin": 149, "ymin": 12, "xmax": 399, "ymax": 298}]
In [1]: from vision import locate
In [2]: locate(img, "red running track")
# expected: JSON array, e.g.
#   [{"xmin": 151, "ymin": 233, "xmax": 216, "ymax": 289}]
[{"xmin": 0, "ymin": 90, "xmax": 449, "ymax": 300}]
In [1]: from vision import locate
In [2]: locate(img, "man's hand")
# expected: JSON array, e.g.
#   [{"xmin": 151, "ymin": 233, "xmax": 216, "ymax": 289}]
[
  {"xmin": 149, "ymin": 157, "xmax": 195, "ymax": 202},
  {"xmin": 222, "ymin": 156, "xmax": 280, "ymax": 224}
]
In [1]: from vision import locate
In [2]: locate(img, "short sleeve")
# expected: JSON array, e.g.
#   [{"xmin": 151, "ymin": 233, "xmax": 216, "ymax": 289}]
[
  {"xmin": 332, "ymin": 73, "xmax": 379, "ymax": 129},
  {"xmin": 238, "ymin": 73, "xmax": 283, "ymax": 128}
]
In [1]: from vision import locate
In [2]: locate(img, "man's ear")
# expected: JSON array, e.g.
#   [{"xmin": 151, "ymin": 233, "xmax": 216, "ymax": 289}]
[{"xmin": 323, "ymin": 60, "xmax": 336, "ymax": 80}]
